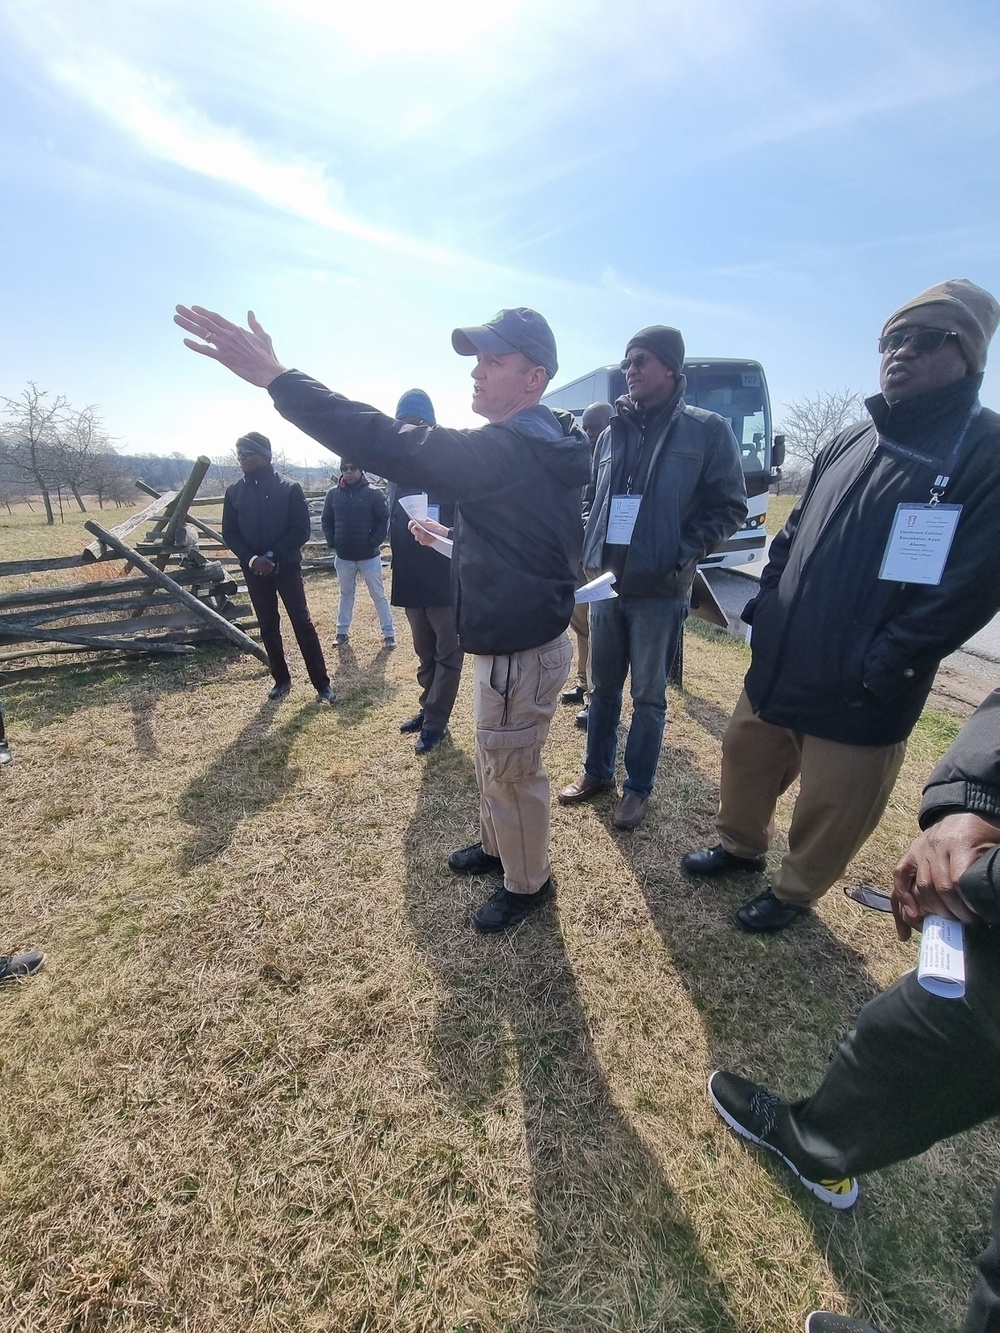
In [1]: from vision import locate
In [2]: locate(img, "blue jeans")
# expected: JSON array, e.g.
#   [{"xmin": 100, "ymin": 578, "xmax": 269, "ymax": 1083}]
[
  {"xmin": 585, "ymin": 595, "xmax": 688, "ymax": 798},
  {"xmin": 334, "ymin": 556, "xmax": 395, "ymax": 638}
]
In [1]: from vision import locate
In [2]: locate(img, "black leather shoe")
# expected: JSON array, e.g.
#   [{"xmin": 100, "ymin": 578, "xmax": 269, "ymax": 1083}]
[
  {"xmin": 561, "ymin": 683, "xmax": 586, "ymax": 705},
  {"xmin": 316, "ymin": 685, "xmax": 337, "ymax": 704},
  {"xmin": 681, "ymin": 843, "xmax": 767, "ymax": 875},
  {"xmin": 575, "ymin": 705, "xmax": 589, "ymax": 731},
  {"xmin": 415, "ymin": 728, "xmax": 447, "ymax": 755},
  {"xmin": 0, "ymin": 950, "xmax": 46, "ymax": 982},
  {"xmin": 400, "ymin": 712, "xmax": 425, "ymax": 734},
  {"xmin": 473, "ymin": 880, "xmax": 552, "ymax": 934},
  {"xmin": 447, "ymin": 842, "xmax": 503, "ymax": 876},
  {"xmin": 734, "ymin": 889, "xmax": 808, "ymax": 934},
  {"xmin": 268, "ymin": 680, "xmax": 291, "ymax": 701}
]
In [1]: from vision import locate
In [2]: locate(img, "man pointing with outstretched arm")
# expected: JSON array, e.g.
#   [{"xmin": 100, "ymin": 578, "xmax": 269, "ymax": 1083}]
[{"xmin": 174, "ymin": 304, "xmax": 590, "ymax": 934}]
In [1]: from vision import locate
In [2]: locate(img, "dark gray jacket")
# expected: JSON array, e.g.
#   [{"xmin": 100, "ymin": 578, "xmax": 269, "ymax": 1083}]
[
  {"xmin": 268, "ymin": 372, "xmax": 591, "ymax": 655},
  {"xmin": 582, "ymin": 383, "xmax": 747, "ymax": 599},
  {"xmin": 321, "ymin": 475, "xmax": 388, "ymax": 562},
  {"xmin": 920, "ymin": 686, "xmax": 1000, "ymax": 923},
  {"xmin": 742, "ymin": 375, "xmax": 1000, "ymax": 746}
]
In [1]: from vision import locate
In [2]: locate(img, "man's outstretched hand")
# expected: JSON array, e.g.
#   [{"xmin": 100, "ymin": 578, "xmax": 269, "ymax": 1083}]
[{"xmin": 174, "ymin": 306, "xmax": 288, "ymax": 387}]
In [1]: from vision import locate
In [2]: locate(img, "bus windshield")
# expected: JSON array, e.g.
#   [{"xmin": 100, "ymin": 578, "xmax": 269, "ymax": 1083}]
[{"xmin": 683, "ymin": 363, "xmax": 771, "ymax": 490}]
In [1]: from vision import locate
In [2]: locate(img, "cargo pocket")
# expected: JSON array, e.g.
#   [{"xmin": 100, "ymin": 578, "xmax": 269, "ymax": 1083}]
[
  {"xmin": 534, "ymin": 642, "xmax": 572, "ymax": 708},
  {"xmin": 478, "ymin": 723, "xmax": 543, "ymax": 783}
]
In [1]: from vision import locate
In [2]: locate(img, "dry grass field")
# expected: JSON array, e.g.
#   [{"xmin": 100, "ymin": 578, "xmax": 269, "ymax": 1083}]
[{"xmin": 2, "ymin": 503, "xmax": 997, "ymax": 1333}]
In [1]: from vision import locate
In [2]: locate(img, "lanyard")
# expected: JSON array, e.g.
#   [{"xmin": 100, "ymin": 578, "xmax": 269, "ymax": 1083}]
[{"xmin": 877, "ymin": 403, "xmax": 982, "ymax": 505}]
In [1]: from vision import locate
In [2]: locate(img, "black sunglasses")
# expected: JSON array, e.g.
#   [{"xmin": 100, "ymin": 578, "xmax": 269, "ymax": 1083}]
[
  {"xmin": 619, "ymin": 351, "xmax": 668, "ymax": 373},
  {"xmin": 877, "ymin": 328, "xmax": 959, "ymax": 356}
]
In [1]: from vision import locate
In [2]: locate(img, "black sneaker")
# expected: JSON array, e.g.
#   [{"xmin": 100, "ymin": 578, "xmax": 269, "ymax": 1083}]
[
  {"xmin": 268, "ymin": 680, "xmax": 291, "ymax": 701},
  {"xmin": 708, "ymin": 1070, "xmax": 858, "ymax": 1209},
  {"xmin": 561, "ymin": 683, "xmax": 586, "ymax": 705},
  {"xmin": 0, "ymin": 738, "xmax": 11, "ymax": 766},
  {"xmin": 316, "ymin": 685, "xmax": 337, "ymax": 704},
  {"xmin": 447, "ymin": 843, "xmax": 503, "ymax": 876},
  {"xmin": 0, "ymin": 950, "xmax": 46, "ymax": 983},
  {"xmin": 806, "ymin": 1314, "xmax": 882, "ymax": 1333},
  {"xmin": 415, "ymin": 728, "xmax": 447, "ymax": 755},
  {"xmin": 400, "ymin": 712, "xmax": 425, "ymax": 734},
  {"xmin": 473, "ymin": 880, "xmax": 552, "ymax": 934},
  {"xmin": 574, "ymin": 705, "xmax": 589, "ymax": 730}
]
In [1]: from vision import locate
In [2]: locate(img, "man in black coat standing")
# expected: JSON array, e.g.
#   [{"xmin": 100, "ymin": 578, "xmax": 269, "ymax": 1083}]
[
  {"xmin": 683, "ymin": 278, "xmax": 1000, "ymax": 933},
  {"xmin": 222, "ymin": 431, "xmax": 334, "ymax": 703},
  {"xmin": 388, "ymin": 389, "xmax": 463, "ymax": 755}
]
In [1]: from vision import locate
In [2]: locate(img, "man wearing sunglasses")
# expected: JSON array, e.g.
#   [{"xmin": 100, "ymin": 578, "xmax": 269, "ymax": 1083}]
[
  {"xmin": 683, "ymin": 278, "xmax": 1000, "ymax": 934},
  {"xmin": 559, "ymin": 326, "xmax": 747, "ymax": 830}
]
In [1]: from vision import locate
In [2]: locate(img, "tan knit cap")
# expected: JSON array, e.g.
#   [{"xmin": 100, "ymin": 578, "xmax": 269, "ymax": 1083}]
[{"xmin": 882, "ymin": 278, "xmax": 999, "ymax": 374}]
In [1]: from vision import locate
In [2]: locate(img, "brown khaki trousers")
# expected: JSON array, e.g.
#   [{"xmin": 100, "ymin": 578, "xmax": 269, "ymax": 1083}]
[
  {"xmin": 473, "ymin": 633, "xmax": 573, "ymax": 895},
  {"xmin": 569, "ymin": 602, "xmax": 590, "ymax": 692},
  {"xmin": 715, "ymin": 689, "xmax": 906, "ymax": 906}
]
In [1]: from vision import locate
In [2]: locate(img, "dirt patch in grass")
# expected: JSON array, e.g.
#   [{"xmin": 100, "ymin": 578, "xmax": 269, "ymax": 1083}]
[{"xmin": 2, "ymin": 562, "xmax": 997, "ymax": 1332}]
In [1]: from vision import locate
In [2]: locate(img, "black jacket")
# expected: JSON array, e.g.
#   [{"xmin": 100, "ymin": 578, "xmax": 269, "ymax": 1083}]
[
  {"xmin": 321, "ymin": 475, "xmax": 388, "ymax": 562},
  {"xmin": 582, "ymin": 381, "xmax": 747, "ymax": 599},
  {"xmin": 387, "ymin": 483, "xmax": 455, "ymax": 609},
  {"xmin": 268, "ymin": 371, "xmax": 591, "ymax": 655},
  {"xmin": 919, "ymin": 686, "xmax": 1000, "ymax": 923},
  {"xmin": 222, "ymin": 465, "xmax": 311, "ymax": 570},
  {"xmin": 742, "ymin": 375, "xmax": 1000, "ymax": 746}
]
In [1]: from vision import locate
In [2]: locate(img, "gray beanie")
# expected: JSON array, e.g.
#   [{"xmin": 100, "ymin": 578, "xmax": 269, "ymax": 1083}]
[
  {"xmin": 235, "ymin": 431, "xmax": 272, "ymax": 459},
  {"xmin": 882, "ymin": 279, "xmax": 999, "ymax": 374},
  {"xmin": 625, "ymin": 325, "xmax": 685, "ymax": 376}
]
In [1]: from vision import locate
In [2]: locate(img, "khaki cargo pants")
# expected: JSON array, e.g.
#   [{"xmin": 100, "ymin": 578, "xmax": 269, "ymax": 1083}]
[{"xmin": 473, "ymin": 633, "xmax": 573, "ymax": 895}]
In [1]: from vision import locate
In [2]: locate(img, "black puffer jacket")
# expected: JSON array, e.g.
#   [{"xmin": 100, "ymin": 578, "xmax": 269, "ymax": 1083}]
[
  {"xmin": 919, "ymin": 686, "xmax": 1000, "ymax": 922},
  {"xmin": 321, "ymin": 475, "xmax": 388, "ymax": 561},
  {"xmin": 743, "ymin": 375, "xmax": 1000, "ymax": 746},
  {"xmin": 222, "ymin": 466, "xmax": 311, "ymax": 569},
  {"xmin": 268, "ymin": 372, "xmax": 590, "ymax": 655}
]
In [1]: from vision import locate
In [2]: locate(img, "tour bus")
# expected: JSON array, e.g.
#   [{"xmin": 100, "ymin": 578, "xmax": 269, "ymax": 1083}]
[{"xmin": 541, "ymin": 359, "xmax": 785, "ymax": 569}]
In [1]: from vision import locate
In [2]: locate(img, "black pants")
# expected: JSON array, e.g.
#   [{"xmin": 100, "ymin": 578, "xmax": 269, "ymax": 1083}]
[
  {"xmin": 404, "ymin": 604, "xmax": 463, "ymax": 733},
  {"xmin": 243, "ymin": 565, "xmax": 330, "ymax": 691},
  {"xmin": 773, "ymin": 927, "xmax": 1000, "ymax": 1333}
]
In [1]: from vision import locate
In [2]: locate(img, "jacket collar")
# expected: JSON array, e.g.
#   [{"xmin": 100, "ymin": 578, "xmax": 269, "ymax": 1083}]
[
  {"xmin": 866, "ymin": 373, "xmax": 983, "ymax": 445},
  {"xmin": 614, "ymin": 372, "xmax": 687, "ymax": 433}
]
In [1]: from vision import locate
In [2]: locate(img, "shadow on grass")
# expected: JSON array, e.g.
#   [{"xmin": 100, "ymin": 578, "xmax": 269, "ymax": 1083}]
[
  {"xmin": 175, "ymin": 698, "xmax": 320, "ymax": 869},
  {"xmin": 328, "ymin": 640, "xmax": 399, "ymax": 729},
  {"xmin": 402, "ymin": 754, "xmax": 741, "ymax": 1332}
]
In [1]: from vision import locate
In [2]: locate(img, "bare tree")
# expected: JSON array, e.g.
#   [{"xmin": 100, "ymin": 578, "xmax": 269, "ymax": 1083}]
[
  {"xmin": 777, "ymin": 387, "xmax": 865, "ymax": 471},
  {"xmin": 0, "ymin": 383, "xmax": 69, "ymax": 525}
]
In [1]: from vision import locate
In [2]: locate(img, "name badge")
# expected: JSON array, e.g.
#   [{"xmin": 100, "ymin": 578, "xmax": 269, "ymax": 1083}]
[
  {"xmin": 607, "ymin": 494, "xmax": 642, "ymax": 545},
  {"xmin": 427, "ymin": 504, "xmax": 440, "ymax": 522},
  {"xmin": 878, "ymin": 503, "xmax": 962, "ymax": 586}
]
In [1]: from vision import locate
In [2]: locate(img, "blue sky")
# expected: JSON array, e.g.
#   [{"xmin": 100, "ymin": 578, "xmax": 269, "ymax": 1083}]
[{"xmin": 1, "ymin": 0, "xmax": 999, "ymax": 467}]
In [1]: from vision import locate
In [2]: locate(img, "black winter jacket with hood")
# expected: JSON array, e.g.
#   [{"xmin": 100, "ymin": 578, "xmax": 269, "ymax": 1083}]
[
  {"xmin": 268, "ymin": 371, "xmax": 591, "ymax": 655},
  {"xmin": 222, "ymin": 465, "xmax": 311, "ymax": 570},
  {"xmin": 742, "ymin": 375, "xmax": 1000, "ymax": 746},
  {"xmin": 321, "ymin": 474, "xmax": 388, "ymax": 562}
]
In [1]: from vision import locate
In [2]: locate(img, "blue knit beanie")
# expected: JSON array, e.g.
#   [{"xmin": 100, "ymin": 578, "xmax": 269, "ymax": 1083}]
[{"xmin": 395, "ymin": 389, "xmax": 436, "ymax": 426}]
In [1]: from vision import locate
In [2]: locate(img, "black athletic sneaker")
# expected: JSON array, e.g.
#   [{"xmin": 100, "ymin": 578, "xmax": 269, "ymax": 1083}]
[
  {"xmin": 806, "ymin": 1313, "xmax": 882, "ymax": 1333},
  {"xmin": 447, "ymin": 843, "xmax": 503, "ymax": 876},
  {"xmin": 0, "ymin": 950, "xmax": 46, "ymax": 983},
  {"xmin": 708, "ymin": 1070, "xmax": 858, "ymax": 1209},
  {"xmin": 473, "ymin": 881, "xmax": 552, "ymax": 934}
]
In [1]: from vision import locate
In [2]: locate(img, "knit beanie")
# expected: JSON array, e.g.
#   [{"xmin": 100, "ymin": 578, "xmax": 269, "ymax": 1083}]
[
  {"xmin": 236, "ymin": 431, "xmax": 272, "ymax": 460},
  {"xmin": 882, "ymin": 279, "xmax": 999, "ymax": 374},
  {"xmin": 625, "ymin": 326, "xmax": 686, "ymax": 376},
  {"xmin": 395, "ymin": 389, "xmax": 436, "ymax": 426}
]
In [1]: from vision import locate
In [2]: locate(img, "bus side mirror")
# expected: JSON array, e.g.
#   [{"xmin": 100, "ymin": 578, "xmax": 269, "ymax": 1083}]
[{"xmin": 771, "ymin": 434, "xmax": 786, "ymax": 468}]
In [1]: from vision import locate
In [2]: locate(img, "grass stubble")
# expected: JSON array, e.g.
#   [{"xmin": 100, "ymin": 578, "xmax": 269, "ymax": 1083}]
[{"xmin": 1, "ymin": 503, "xmax": 997, "ymax": 1332}]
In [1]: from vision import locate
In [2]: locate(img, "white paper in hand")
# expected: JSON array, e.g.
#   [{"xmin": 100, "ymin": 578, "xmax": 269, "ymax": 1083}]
[
  {"xmin": 575, "ymin": 572, "xmax": 618, "ymax": 604},
  {"xmin": 398, "ymin": 493, "xmax": 429, "ymax": 522},
  {"xmin": 917, "ymin": 915, "xmax": 966, "ymax": 999}
]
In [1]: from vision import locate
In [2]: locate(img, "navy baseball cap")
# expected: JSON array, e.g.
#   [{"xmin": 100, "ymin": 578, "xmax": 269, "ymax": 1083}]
[{"xmin": 451, "ymin": 307, "xmax": 558, "ymax": 378}]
